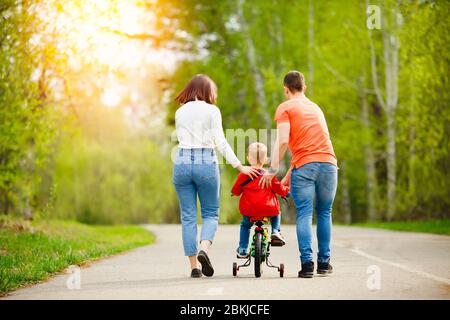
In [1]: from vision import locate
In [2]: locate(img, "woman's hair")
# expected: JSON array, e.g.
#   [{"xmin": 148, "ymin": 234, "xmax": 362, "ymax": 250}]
[{"xmin": 175, "ymin": 74, "xmax": 217, "ymax": 105}]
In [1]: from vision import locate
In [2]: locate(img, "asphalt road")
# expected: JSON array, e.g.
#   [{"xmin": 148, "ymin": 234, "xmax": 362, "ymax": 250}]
[{"xmin": 3, "ymin": 224, "xmax": 450, "ymax": 299}]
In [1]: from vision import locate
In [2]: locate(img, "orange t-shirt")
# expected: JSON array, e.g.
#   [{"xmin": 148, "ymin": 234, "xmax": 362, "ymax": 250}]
[{"xmin": 274, "ymin": 96, "xmax": 337, "ymax": 169}]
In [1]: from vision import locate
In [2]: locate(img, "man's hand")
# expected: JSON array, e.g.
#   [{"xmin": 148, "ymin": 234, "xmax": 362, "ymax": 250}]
[
  {"xmin": 281, "ymin": 174, "xmax": 290, "ymax": 186},
  {"xmin": 281, "ymin": 168, "xmax": 292, "ymax": 186},
  {"xmin": 258, "ymin": 171, "xmax": 275, "ymax": 188}
]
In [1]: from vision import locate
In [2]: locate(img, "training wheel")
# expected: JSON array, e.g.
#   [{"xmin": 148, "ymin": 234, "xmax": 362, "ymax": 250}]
[
  {"xmin": 279, "ymin": 263, "xmax": 284, "ymax": 278},
  {"xmin": 233, "ymin": 262, "xmax": 238, "ymax": 277}
]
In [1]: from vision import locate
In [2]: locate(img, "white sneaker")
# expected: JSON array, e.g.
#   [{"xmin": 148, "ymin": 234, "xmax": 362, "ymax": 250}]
[
  {"xmin": 236, "ymin": 248, "xmax": 249, "ymax": 259},
  {"xmin": 271, "ymin": 232, "xmax": 286, "ymax": 246}
]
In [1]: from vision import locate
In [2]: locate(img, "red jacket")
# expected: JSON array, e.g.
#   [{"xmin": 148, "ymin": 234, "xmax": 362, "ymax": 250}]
[{"xmin": 231, "ymin": 169, "xmax": 290, "ymax": 217}]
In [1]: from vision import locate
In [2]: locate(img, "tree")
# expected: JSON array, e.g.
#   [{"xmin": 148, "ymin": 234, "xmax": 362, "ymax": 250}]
[
  {"xmin": 368, "ymin": 0, "xmax": 401, "ymax": 220},
  {"xmin": 0, "ymin": 0, "xmax": 53, "ymax": 217}
]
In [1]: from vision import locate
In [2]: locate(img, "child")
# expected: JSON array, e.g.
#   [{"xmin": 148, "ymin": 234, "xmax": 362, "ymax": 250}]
[{"xmin": 231, "ymin": 142, "xmax": 289, "ymax": 258}]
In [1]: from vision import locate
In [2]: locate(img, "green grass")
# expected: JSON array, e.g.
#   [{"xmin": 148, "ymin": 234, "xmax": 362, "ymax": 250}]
[
  {"xmin": 0, "ymin": 217, "xmax": 154, "ymax": 295},
  {"xmin": 353, "ymin": 219, "xmax": 450, "ymax": 236}
]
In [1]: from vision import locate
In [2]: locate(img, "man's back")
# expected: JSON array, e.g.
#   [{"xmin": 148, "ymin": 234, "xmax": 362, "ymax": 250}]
[{"xmin": 274, "ymin": 96, "xmax": 337, "ymax": 168}]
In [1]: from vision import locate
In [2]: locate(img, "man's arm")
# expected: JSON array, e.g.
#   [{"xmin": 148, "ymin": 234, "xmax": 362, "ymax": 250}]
[
  {"xmin": 281, "ymin": 166, "xmax": 292, "ymax": 186},
  {"xmin": 271, "ymin": 122, "xmax": 290, "ymax": 172},
  {"xmin": 259, "ymin": 121, "xmax": 290, "ymax": 188}
]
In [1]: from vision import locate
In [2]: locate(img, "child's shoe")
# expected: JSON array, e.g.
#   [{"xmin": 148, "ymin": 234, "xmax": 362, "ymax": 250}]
[
  {"xmin": 270, "ymin": 232, "xmax": 286, "ymax": 246},
  {"xmin": 236, "ymin": 247, "xmax": 249, "ymax": 259}
]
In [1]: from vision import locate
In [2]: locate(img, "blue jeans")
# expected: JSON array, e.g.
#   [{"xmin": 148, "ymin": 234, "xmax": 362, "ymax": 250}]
[
  {"xmin": 173, "ymin": 148, "xmax": 220, "ymax": 256},
  {"xmin": 238, "ymin": 215, "xmax": 281, "ymax": 252},
  {"xmin": 291, "ymin": 162, "xmax": 337, "ymax": 264}
]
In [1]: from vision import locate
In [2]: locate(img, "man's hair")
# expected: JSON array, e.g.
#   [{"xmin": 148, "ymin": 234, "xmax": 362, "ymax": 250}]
[
  {"xmin": 248, "ymin": 142, "xmax": 267, "ymax": 165},
  {"xmin": 283, "ymin": 71, "xmax": 305, "ymax": 93},
  {"xmin": 175, "ymin": 74, "xmax": 217, "ymax": 105}
]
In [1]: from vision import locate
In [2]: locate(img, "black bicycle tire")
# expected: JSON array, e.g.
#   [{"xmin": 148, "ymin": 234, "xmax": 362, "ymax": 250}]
[{"xmin": 254, "ymin": 233, "xmax": 262, "ymax": 278}]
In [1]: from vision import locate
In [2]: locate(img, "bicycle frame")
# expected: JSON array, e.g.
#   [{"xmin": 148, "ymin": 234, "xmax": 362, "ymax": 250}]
[{"xmin": 234, "ymin": 217, "xmax": 283, "ymax": 277}]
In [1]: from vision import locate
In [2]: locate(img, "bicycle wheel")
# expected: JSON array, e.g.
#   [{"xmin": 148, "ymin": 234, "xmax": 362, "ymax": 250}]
[
  {"xmin": 254, "ymin": 233, "xmax": 262, "ymax": 278},
  {"xmin": 279, "ymin": 263, "xmax": 285, "ymax": 278}
]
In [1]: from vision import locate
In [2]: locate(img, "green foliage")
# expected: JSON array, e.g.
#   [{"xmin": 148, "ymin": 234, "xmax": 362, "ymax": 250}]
[
  {"xmin": 1, "ymin": 0, "xmax": 449, "ymax": 226},
  {"xmin": 49, "ymin": 111, "xmax": 177, "ymax": 224},
  {"xmin": 395, "ymin": 0, "xmax": 450, "ymax": 218},
  {"xmin": 1, "ymin": 1, "xmax": 177, "ymax": 224},
  {"xmin": 0, "ymin": 217, "xmax": 154, "ymax": 294},
  {"xmin": 160, "ymin": 0, "xmax": 450, "ymax": 222},
  {"xmin": 0, "ymin": 1, "xmax": 54, "ymax": 215},
  {"xmin": 354, "ymin": 220, "xmax": 450, "ymax": 236}
]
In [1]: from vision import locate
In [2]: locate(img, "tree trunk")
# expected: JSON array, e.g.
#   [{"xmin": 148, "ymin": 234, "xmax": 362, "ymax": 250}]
[
  {"xmin": 384, "ymin": 7, "xmax": 399, "ymax": 220},
  {"xmin": 368, "ymin": 1, "xmax": 400, "ymax": 221},
  {"xmin": 408, "ymin": 75, "xmax": 416, "ymax": 200},
  {"xmin": 237, "ymin": 0, "xmax": 271, "ymax": 128},
  {"xmin": 360, "ymin": 86, "xmax": 378, "ymax": 221},
  {"xmin": 386, "ymin": 108, "xmax": 396, "ymax": 220},
  {"xmin": 308, "ymin": 0, "xmax": 314, "ymax": 96},
  {"xmin": 340, "ymin": 160, "xmax": 352, "ymax": 224},
  {"xmin": 272, "ymin": 0, "xmax": 285, "ymax": 104}
]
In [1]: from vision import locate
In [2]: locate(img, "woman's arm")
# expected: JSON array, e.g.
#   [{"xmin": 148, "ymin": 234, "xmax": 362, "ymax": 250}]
[
  {"xmin": 211, "ymin": 108, "xmax": 240, "ymax": 167},
  {"xmin": 211, "ymin": 108, "xmax": 259, "ymax": 178}
]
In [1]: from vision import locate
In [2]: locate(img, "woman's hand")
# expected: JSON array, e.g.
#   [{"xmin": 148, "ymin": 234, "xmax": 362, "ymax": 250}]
[{"xmin": 237, "ymin": 164, "xmax": 260, "ymax": 179}]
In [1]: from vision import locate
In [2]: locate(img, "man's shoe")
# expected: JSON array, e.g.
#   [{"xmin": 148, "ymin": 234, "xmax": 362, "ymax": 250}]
[
  {"xmin": 298, "ymin": 261, "xmax": 314, "ymax": 278},
  {"xmin": 190, "ymin": 268, "xmax": 202, "ymax": 278},
  {"xmin": 236, "ymin": 248, "xmax": 249, "ymax": 259},
  {"xmin": 317, "ymin": 262, "xmax": 333, "ymax": 275},
  {"xmin": 197, "ymin": 250, "xmax": 214, "ymax": 277}
]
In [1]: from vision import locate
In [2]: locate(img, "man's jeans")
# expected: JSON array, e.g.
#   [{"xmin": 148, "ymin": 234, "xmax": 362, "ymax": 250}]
[
  {"xmin": 290, "ymin": 162, "xmax": 338, "ymax": 264},
  {"xmin": 238, "ymin": 215, "xmax": 281, "ymax": 252},
  {"xmin": 173, "ymin": 148, "xmax": 220, "ymax": 256}
]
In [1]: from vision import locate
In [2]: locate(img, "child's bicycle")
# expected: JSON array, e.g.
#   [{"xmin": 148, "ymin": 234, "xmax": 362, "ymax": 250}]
[{"xmin": 232, "ymin": 217, "xmax": 284, "ymax": 278}]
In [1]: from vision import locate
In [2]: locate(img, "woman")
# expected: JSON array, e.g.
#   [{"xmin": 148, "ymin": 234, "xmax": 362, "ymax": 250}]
[{"xmin": 173, "ymin": 74, "xmax": 258, "ymax": 278}]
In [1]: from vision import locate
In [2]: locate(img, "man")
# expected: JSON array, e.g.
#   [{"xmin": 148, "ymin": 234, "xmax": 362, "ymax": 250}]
[{"xmin": 260, "ymin": 71, "xmax": 338, "ymax": 278}]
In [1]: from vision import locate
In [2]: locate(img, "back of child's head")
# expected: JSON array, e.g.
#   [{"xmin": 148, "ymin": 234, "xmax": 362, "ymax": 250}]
[{"xmin": 248, "ymin": 142, "xmax": 267, "ymax": 166}]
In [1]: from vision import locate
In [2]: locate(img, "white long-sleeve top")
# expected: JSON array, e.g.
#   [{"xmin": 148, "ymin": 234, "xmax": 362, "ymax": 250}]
[{"xmin": 175, "ymin": 100, "xmax": 241, "ymax": 168}]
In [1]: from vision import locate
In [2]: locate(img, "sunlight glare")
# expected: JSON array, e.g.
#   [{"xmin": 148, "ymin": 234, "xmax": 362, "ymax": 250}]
[{"xmin": 44, "ymin": 0, "xmax": 159, "ymax": 70}]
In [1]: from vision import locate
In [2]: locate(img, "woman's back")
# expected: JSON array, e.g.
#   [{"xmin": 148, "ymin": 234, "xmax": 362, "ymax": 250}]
[
  {"xmin": 175, "ymin": 100, "xmax": 219, "ymax": 149},
  {"xmin": 175, "ymin": 100, "xmax": 240, "ymax": 168}
]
